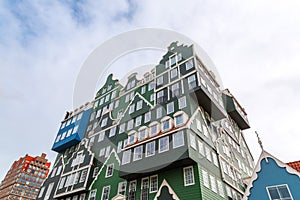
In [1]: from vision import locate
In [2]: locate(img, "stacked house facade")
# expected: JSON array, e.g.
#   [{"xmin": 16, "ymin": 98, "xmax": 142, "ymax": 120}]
[
  {"xmin": 0, "ymin": 153, "xmax": 50, "ymax": 200},
  {"xmin": 38, "ymin": 42, "xmax": 254, "ymax": 200}
]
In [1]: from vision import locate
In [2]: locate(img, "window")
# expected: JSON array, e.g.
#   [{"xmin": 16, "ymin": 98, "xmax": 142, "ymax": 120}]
[
  {"xmin": 111, "ymin": 90, "xmax": 116, "ymax": 98},
  {"xmin": 217, "ymin": 180, "xmax": 225, "ymax": 197},
  {"xmin": 146, "ymin": 141, "xmax": 155, "ymax": 157},
  {"xmin": 189, "ymin": 133, "xmax": 197, "ymax": 150},
  {"xmin": 105, "ymin": 164, "xmax": 114, "ymax": 177},
  {"xmin": 171, "ymin": 82, "xmax": 180, "ymax": 97},
  {"xmin": 51, "ymin": 167, "xmax": 57, "ymax": 178},
  {"xmin": 79, "ymin": 169, "xmax": 88, "ymax": 183},
  {"xmin": 93, "ymin": 167, "xmax": 99, "ymax": 177},
  {"xmin": 141, "ymin": 86, "xmax": 146, "ymax": 94},
  {"xmin": 128, "ymin": 133, "xmax": 136, "ymax": 144},
  {"xmin": 138, "ymin": 129, "xmax": 147, "ymax": 141},
  {"xmin": 105, "ymin": 146, "xmax": 111, "ymax": 158},
  {"xmin": 79, "ymin": 194, "xmax": 86, "ymax": 200},
  {"xmin": 170, "ymin": 68, "xmax": 178, "ymax": 79},
  {"xmin": 167, "ymin": 102, "xmax": 174, "ymax": 114},
  {"xmin": 109, "ymin": 127, "xmax": 116, "ymax": 137},
  {"xmin": 137, "ymin": 100, "xmax": 143, "ymax": 110},
  {"xmin": 210, "ymin": 175, "xmax": 217, "ymax": 193},
  {"xmin": 101, "ymin": 186, "xmax": 110, "ymax": 200},
  {"xmin": 114, "ymin": 100, "xmax": 119, "ymax": 108},
  {"xmin": 55, "ymin": 135, "xmax": 61, "ymax": 143},
  {"xmin": 56, "ymin": 166, "xmax": 62, "ymax": 175},
  {"xmin": 184, "ymin": 166, "xmax": 195, "ymax": 186},
  {"xmin": 129, "ymin": 104, "xmax": 135, "ymax": 114},
  {"xmin": 188, "ymin": 74, "xmax": 197, "ymax": 89},
  {"xmin": 149, "ymin": 124, "xmax": 159, "ymax": 137},
  {"xmin": 149, "ymin": 81, "xmax": 155, "ymax": 91},
  {"xmin": 150, "ymin": 175, "xmax": 158, "ymax": 193},
  {"xmin": 175, "ymin": 114, "xmax": 184, "ymax": 127},
  {"xmin": 119, "ymin": 123, "xmax": 125, "ymax": 134},
  {"xmin": 133, "ymin": 146, "xmax": 143, "ymax": 161},
  {"xmin": 159, "ymin": 136, "xmax": 169, "ymax": 153},
  {"xmin": 44, "ymin": 182, "xmax": 54, "ymax": 200},
  {"xmin": 58, "ymin": 177, "xmax": 66, "ymax": 189},
  {"xmin": 178, "ymin": 96, "xmax": 187, "ymax": 109},
  {"xmin": 135, "ymin": 116, "xmax": 142, "ymax": 127},
  {"xmin": 161, "ymin": 119, "xmax": 171, "ymax": 132},
  {"xmin": 89, "ymin": 137, "xmax": 95, "ymax": 147},
  {"xmin": 38, "ymin": 187, "xmax": 45, "ymax": 198},
  {"xmin": 205, "ymin": 146, "xmax": 212, "ymax": 162},
  {"xmin": 101, "ymin": 118, "xmax": 108, "ymax": 127},
  {"xmin": 122, "ymin": 150, "xmax": 131, "ymax": 165},
  {"xmin": 73, "ymin": 125, "xmax": 79, "ymax": 134},
  {"xmin": 212, "ymin": 151, "xmax": 219, "ymax": 167},
  {"xmin": 202, "ymin": 169, "xmax": 210, "ymax": 188},
  {"xmin": 74, "ymin": 171, "xmax": 81, "ymax": 184},
  {"xmin": 99, "ymin": 148, "xmax": 105, "ymax": 157},
  {"xmin": 117, "ymin": 141, "xmax": 123, "ymax": 153},
  {"xmin": 125, "ymin": 94, "xmax": 130, "ymax": 103},
  {"xmin": 185, "ymin": 59, "xmax": 194, "ymax": 71},
  {"xmin": 118, "ymin": 181, "xmax": 127, "ymax": 195},
  {"xmin": 98, "ymin": 132, "xmax": 105, "ymax": 142},
  {"xmin": 127, "ymin": 119, "xmax": 134, "ymax": 130},
  {"xmin": 156, "ymin": 107, "xmax": 162, "ymax": 119},
  {"xmin": 173, "ymin": 131, "xmax": 184, "ymax": 148},
  {"xmin": 267, "ymin": 185, "xmax": 293, "ymax": 200},
  {"xmin": 157, "ymin": 90, "xmax": 164, "ymax": 104},
  {"xmin": 144, "ymin": 111, "xmax": 151, "ymax": 123},
  {"xmin": 89, "ymin": 189, "xmax": 97, "ymax": 200},
  {"xmin": 150, "ymin": 93, "xmax": 155, "ymax": 102},
  {"xmin": 157, "ymin": 76, "xmax": 163, "ymax": 86},
  {"xmin": 170, "ymin": 55, "xmax": 176, "ymax": 66},
  {"xmin": 105, "ymin": 94, "xmax": 111, "ymax": 102}
]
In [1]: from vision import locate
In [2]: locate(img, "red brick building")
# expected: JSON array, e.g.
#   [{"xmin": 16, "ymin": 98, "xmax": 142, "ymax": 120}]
[
  {"xmin": 0, "ymin": 153, "xmax": 51, "ymax": 200},
  {"xmin": 287, "ymin": 160, "xmax": 300, "ymax": 173}
]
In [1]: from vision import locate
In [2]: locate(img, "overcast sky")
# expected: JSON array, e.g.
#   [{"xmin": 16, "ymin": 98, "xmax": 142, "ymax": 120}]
[{"xmin": 1, "ymin": 0, "xmax": 300, "ymax": 181}]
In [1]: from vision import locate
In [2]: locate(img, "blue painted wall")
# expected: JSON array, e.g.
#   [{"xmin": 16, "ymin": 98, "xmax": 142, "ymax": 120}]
[
  {"xmin": 52, "ymin": 108, "xmax": 92, "ymax": 153},
  {"xmin": 249, "ymin": 157, "xmax": 300, "ymax": 200}
]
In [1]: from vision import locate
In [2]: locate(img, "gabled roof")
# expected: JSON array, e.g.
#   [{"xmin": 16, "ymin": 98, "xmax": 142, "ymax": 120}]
[{"xmin": 243, "ymin": 150, "xmax": 300, "ymax": 199}]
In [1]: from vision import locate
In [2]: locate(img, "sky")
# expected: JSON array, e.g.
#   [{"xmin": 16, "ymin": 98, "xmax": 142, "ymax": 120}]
[{"xmin": 1, "ymin": 0, "xmax": 300, "ymax": 181}]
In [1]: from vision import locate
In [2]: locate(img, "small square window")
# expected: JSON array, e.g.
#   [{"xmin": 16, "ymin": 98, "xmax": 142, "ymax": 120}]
[{"xmin": 185, "ymin": 60, "xmax": 194, "ymax": 71}]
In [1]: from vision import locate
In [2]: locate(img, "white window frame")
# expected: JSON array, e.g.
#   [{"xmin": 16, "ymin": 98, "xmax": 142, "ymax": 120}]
[
  {"xmin": 98, "ymin": 132, "xmax": 105, "ymax": 142},
  {"xmin": 146, "ymin": 141, "xmax": 155, "ymax": 157},
  {"xmin": 133, "ymin": 146, "xmax": 143, "ymax": 161},
  {"xmin": 183, "ymin": 166, "xmax": 195, "ymax": 186},
  {"xmin": 156, "ymin": 107, "xmax": 162, "ymax": 119},
  {"xmin": 44, "ymin": 182, "xmax": 54, "ymax": 200},
  {"xmin": 167, "ymin": 102, "xmax": 174, "ymax": 114},
  {"xmin": 175, "ymin": 114, "xmax": 184, "ymax": 127},
  {"xmin": 99, "ymin": 148, "xmax": 105, "ymax": 157},
  {"xmin": 141, "ymin": 86, "xmax": 146, "ymax": 94},
  {"xmin": 145, "ymin": 111, "xmax": 151, "ymax": 123},
  {"xmin": 109, "ymin": 127, "xmax": 116, "ymax": 137},
  {"xmin": 266, "ymin": 184, "xmax": 294, "ymax": 200},
  {"xmin": 157, "ymin": 76, "xmax": 163, "ymax": 86},
  {"xmin": 136, "ymin": 100, "xmax": 143, "ymax": 110},
  {"xmin": 150, "ymin": 175, "xmax": 158, "ymax": 193},
  {"xmin": 202, "ymin": 169, "xmax": 210, "ymax": 188},
  {"xmin": 122, "ymin": 150, "xmax": 131, "ymax": 165},
  {"xmin": 135, "ymin": 116, "xmax": 142, "ymax": 127},
  {"xmin": 105, "ymin": 164, "xmax": 114, "ymax": 178},
  {"xmin": 117, "ymin": 141, "xmax": 123, "ymax": 153},
  {"xmin": 178, "ymin": 96, "xmax": 187, "ymax": 109},
  {"xmin": 89, "ymin": 189, "xmax": 97, "ymax": 200},
  {"xmin": 129, "ymin": 104, "xmax": 135, "ymax": 114},
  {"xmin": 189, "ymin": 133, "xmax": 197, "ymax": 150},
  {"xmin": 170, "ymin": 68, "xmax": 178, "ymax": 79},
  {"xmin": 161, "ymin": 119, "xmax": 171, "ymax": 132},
  {"xmin": 101, "ymin": 186, "xmax": 110, "ymax": 200},
  {"xmin": 173, "ymin": 131, "xmax": 184, "ymax": 149},
  {"xmin": 118, "ymin": 181, "xmax": 127, "ymax": 195},
  {"xmin": 101, "ymin": 117, "xmax": 108, "ymax": 127},
  {"xmin": 127, "ymin": 119, "xmax": 134, "ymax": 131},
  {"xmin": 185, "ymin": 59, "xmax": 194, "ymax": 71},
  {"xmin": 159, "ymin": 136, "xmax": 169, "ymax": 153}
]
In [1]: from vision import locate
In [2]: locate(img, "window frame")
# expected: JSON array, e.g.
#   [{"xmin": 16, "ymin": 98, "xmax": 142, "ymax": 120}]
[
  {"xmin": 183, "ymin": 166, "xmax": 195, "ymax": 186},
  {"xmin": 101, "ymin": 185, "xmax": 110, "ymax": 200},
  {"xmin": 146, "ymin": 141, "xmax": 155, "ymax": 157},
  {"xmin": 266, "ymin": 184, "xmax": 294, "ymax": 200},
  {"xmin": 173, "ymin": 131, "xmax": 185, "ymax": 149},
  {"xmin": 105, "ymin": 164, "xmax": 114, "ymax": 178},
  {"xmin": 159, "ymin": 136, "xmax": 169, "ymax": 153}
]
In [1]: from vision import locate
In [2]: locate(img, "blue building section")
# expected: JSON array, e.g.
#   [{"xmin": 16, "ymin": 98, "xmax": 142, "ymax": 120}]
[
  {"xmin": 52, "ymin": 108, "xmax": 92, "ymax": 153},
  {"xmin": 244, "ymin": 151, "xmax": 300, "ymax": 200}
]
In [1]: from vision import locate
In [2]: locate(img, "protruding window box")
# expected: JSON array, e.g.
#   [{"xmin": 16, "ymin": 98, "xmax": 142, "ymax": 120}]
[
  {"xmin": 52, "ymin": 108, "xmax": 92, "ymax": 153},
  {"xmin": 187, "ymin": 73, "xmax": 226, "ymax": 121},
  {"xmin": 222, "ymin": 93, "xmax": 250, "ymax": 130}
]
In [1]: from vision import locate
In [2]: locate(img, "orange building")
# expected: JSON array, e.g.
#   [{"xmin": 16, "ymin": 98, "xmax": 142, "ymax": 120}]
[
  {"xmin": 287, "ymin": 160, "xmax": 300, "ymax": 173},
  {"xmin": 0, "ymin": 153, "xmax": 50, "ymax": 200}
]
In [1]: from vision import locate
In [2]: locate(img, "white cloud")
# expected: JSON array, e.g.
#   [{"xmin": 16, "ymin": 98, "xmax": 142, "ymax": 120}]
[{"xmin": 1, "ymin": 0, "xmax": 300, "ymax": 180}]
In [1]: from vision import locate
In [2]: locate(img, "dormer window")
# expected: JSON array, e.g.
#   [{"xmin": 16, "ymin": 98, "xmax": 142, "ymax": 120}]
[
  {"xmin": 128, "ymin": 131, "xmax": 137, "ymax": 145},
  {"xmin": 161, "ymin": 117, "xmax": 173, "ymax": 132},
  {"xmin": 174, "ymin": 111, "xmax": 187, "ymax": 127},
  {"xmin": 149, "ymin": 122, "xmax": 160, "ymax": 137}
]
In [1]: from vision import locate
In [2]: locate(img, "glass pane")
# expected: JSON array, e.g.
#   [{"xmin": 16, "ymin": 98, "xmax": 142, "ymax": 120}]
[
  {"xmin": 268, "ymin": 188, "xmax": 280, "ymax": 199},
  {"xmin": 278, "ymin": 186, "xmax": 291, "ymax": 198}
]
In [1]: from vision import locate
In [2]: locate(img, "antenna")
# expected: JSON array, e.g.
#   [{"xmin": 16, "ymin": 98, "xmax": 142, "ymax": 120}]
[{"xmin": 255, "ymin": 131, "xmax": 264, "ymax": 151}]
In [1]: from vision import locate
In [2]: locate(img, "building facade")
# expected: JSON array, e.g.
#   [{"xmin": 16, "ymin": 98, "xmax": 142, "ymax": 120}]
[
  {"xmin": 243, "ymin": 151, "xmax": 300, "ymax": 200},
  {"xmin": 0, "ymin": 153, "xmax": 51, "ymax": 200},
  {"xmin": 38, "ymin": 42, "xmax": 254, "ymax": 200}
]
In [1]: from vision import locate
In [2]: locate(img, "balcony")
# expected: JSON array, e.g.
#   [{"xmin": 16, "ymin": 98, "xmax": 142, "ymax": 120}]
[{"xmin": 222, "ymin": 93, "xmax": 250, "ymax": 130}]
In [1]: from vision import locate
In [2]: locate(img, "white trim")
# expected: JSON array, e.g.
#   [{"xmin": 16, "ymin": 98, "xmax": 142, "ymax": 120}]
[
  {"xmin": 154, "ymin": 179, "xmax": 180, "ymax": 200},
  {"xmin": 150, "ymin": 175, "xmax": 158, "ymax": 193},
  {"xmin": 266, "ymin": 184, "xmax": 294, "ymax": 200},
  {"xmin": 105, "ymin": 163, "xmax": 114, "ymax": 178},
  {"xmin": 101, "ymin": 185, "xmax": 111, "ymax": 200},
  {"xmin": 243, "ymin": 150, "xmax": 300, "ymax": 199}
]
